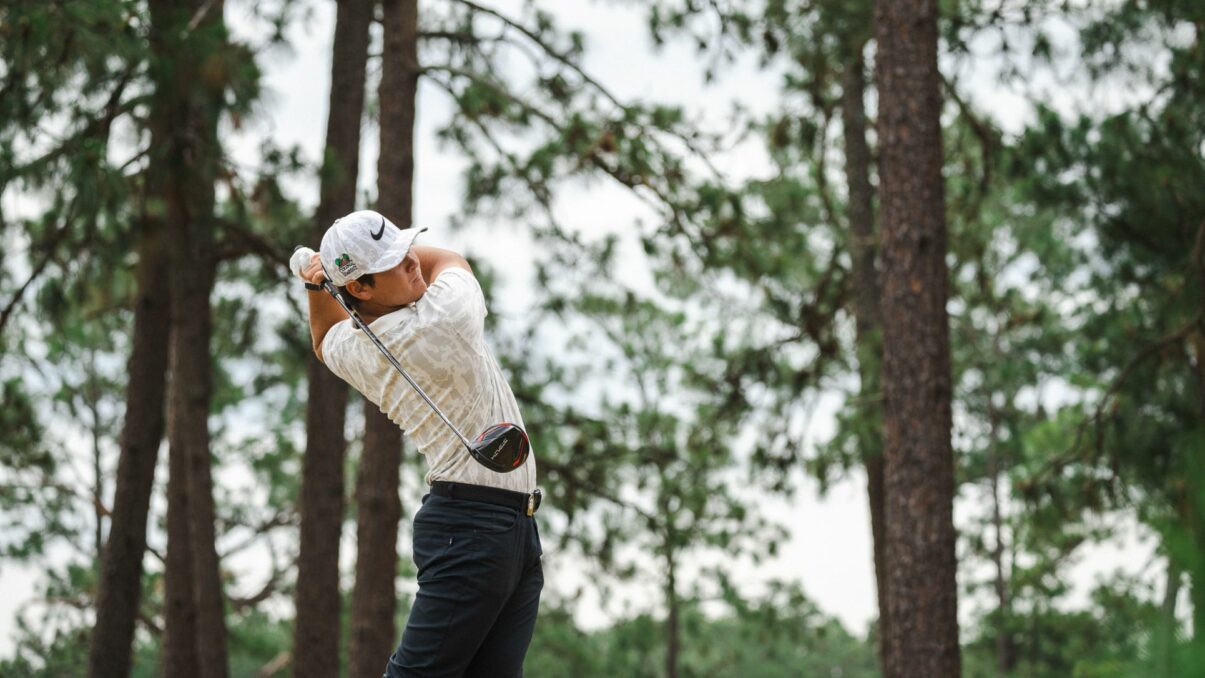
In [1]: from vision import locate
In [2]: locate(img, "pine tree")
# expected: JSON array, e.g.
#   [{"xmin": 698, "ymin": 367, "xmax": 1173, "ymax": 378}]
[
  {"xmin": 292, "ymin": 1, "xmax": 374, "ymax": 676},
  {"xmin": 347, "ymin": 4, "xmax": 420, "ymax": 672},
  {"xmin": 150, "ymin": 0, "xmax": 233, "ymax": 674},
  {"xmin": 874, "ymin": 0, "xmax": 961, "ymax": 674}
]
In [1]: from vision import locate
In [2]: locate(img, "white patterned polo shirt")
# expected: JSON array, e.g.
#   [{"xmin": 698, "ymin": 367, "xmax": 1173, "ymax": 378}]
[{"xmin": 322, "ymin": 267, "xmax": 537, "ymax": 493}]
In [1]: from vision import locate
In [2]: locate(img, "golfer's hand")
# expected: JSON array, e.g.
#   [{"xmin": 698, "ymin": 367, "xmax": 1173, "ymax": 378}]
[
  {"xmin": 301, "ymin": 253, "xmax": 326, "ymax": 287},
  {"xmin": 290, "ymin": 247, "xmax": 326, "ymax": 287},
  {"xmin": 297, "ymin": 249, "xmax": 343, "ymax": 362}
]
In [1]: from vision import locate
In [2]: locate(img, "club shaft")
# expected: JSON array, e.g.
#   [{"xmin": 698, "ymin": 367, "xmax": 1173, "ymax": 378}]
[{"xmin": 322, "ymin": 281, "xmax": 474, "ymax": 450}]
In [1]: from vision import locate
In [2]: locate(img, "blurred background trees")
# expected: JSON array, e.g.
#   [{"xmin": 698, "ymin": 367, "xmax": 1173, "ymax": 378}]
[{"xmin": 0, "ymin": 0, "xmax": 1200, "ymax": 676}]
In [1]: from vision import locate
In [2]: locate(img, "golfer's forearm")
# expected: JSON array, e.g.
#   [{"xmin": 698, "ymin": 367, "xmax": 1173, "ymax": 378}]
[
  {"xmin": 307, "ymin": 289, "xmax": 347, "ymax": 360},
  {"xmin": 413, "ymin": 245, "xmax": 472, "ymax": 283}
]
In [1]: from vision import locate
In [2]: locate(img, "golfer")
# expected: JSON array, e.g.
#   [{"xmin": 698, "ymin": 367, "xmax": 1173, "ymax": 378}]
[{"xmin": 297, "ymin": 210, "xmax": 542, "ymax": 677}]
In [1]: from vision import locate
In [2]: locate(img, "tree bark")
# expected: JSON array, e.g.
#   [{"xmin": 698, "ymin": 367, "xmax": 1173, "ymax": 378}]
[
  {"xmin": 90, "ymin": 376, "xmax": 104, "ymax": 565},
  {"xmin": 376, "ymin": 0, "xmax": 420, "ymax": 230},
  {"xmin": 1191, "ymin": 520, "xmax": 1205, "ymax": 650},
  {"xmin": 292, "ymin": 1, "xmax": 373, "ymax": 675},
  {"xmin": 840, "ymin": 46, "xmax": 890, "ymax": 670},
  {"xmin": 1157, "ymin": 559, "xmax": 1181, "ymax": 676},
  {"xmin": 874, "ymin": 0, "xmax": 961, "ymax": 675},
  {"xmin": 1191, "ymin": 332, "xmax": 1205, "ymax": 654},
  {"xmin": 87, "ymin": 216, "xmax": 171, "ymax": 678},
  {"xmin": 163, "ymin": 429, "xmax": 199, "ymax": 677},
  {"xmin": 347, "ymin": 3, "xmax": 418, "ymax": 673},
  {"xmin": 171, "ymin": 241, "xmax": 228, "ymax": 678},
  {"xmin": 150, "ymin": 0, "xmax": 231, "ymax": 675},
  {"xmin": 348, "ymin": 405, "xmax": 404, "ymax": 675},
  {"xmin": 665, "ymin": 549, "xmax": 680, "ymax": 678},
  {"xmin": 987, "ymin": 404, "xmax": 1017, "ymax": 674}
]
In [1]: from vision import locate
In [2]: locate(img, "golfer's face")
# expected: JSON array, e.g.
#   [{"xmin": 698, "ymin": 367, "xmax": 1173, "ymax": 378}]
[{"xmin": 376, "ymin": 250, "xmax": 427, "ymax": 307}]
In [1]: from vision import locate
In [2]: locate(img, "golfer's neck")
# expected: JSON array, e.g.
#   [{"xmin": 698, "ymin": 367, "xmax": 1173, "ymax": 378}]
[{"xmin": 354, "ymin": 301, "xmax": 402, "ymax": 325}]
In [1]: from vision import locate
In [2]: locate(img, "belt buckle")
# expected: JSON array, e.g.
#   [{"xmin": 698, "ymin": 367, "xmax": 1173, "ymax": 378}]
[{"xmin": 526, "ymin": 494, "xmax": 534, "ymax": 517}]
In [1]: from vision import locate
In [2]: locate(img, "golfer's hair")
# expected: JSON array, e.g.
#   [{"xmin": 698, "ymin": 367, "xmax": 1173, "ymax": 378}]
[{"xmin": 337, "ymin": 273, "xmax": 375, "ymax": 311}]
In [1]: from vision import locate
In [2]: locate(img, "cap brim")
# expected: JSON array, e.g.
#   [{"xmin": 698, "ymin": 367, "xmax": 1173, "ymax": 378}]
[{"xmin": 364, "ymin": 226, "xmax": 428, "ymax": 276}]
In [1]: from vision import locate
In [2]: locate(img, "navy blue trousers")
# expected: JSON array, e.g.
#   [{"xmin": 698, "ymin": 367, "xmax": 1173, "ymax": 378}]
[{"xmin": 383, "ymin": 493, "xmax": 543, "ymax": 678}]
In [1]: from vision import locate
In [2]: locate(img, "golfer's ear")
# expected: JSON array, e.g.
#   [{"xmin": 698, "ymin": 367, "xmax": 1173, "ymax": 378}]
[{"xmin": 346, "ymin": 279, "xmax": 371, "ymax": 300}]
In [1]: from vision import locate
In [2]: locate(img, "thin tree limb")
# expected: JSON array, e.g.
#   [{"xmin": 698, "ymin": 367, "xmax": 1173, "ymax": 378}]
[
  {"xmin": 448, "ymin": 0, "xmax": 725, "ymax": 179},
  {"xmin": 0, "ymin": 198, "xmax": 80, "ymax": 336}
]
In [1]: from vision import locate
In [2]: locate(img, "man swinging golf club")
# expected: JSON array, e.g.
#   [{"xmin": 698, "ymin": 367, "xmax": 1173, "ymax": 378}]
[{"xmin": 292, "ymin": 209, "xmax": 542, "ymax": 677}]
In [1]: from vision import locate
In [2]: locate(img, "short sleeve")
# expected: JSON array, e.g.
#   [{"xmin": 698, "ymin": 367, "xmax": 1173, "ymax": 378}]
[
  {"xmin": 319, "ymin": 319, "xmax": 356, "ymax": 381},
  {"xmin": 417, "ymin": 267, "xmax": 487, "ymax": 340}
]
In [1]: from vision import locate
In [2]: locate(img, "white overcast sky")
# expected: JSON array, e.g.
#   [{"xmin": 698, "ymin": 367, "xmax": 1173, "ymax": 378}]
[{"xmin": 0, "ymin": 0, "xmax": 1163, "ymax": 656}]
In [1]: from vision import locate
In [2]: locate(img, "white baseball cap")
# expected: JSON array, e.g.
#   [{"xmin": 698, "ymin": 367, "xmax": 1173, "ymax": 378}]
[{"xmin": 319, "ymin": 210, "xmax": 427, "ymax": 287}]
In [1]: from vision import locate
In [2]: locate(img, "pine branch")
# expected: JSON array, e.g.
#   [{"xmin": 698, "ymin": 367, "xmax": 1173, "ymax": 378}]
[
  {"xmin": 813, "ymin": 103, "xmax": 840, "ymax": 230},
  {"xmin": 7, "ymin": 66, "xmax": 140, "ymax": 181},
  {"xmin": 145, "ymin": 543, "xmax": 166, "ymax": 565},
  {"xmin": 257, "ymin": 651, "xmax": 291, "ymax": 677},
  {"xmin": 538, "ymin": 455, "xmax": 661, "ymax": 527},
  {"xmin": 228, "ymin": 561, "xmax": 285, "ymax": 612},
  {"xmin": 424, "ymin": 69, "xmax": 696, "ymax": 241},
  {"xmin": 418, "ymin": 28, "xmax": 512, "ymax": 49},
  {"xmin": 138, "ymin": 610, "xmax": 163, "ymax": 636},
  {"xmin": 449, "ymin": 0, "xmax": 725, "ymax": 179},
  {"xmin": 0, "ymin": 197, "xmax": 81, "ymax": 336},
  {"xmin": 218, "ymin": 511, "xmax": 295, "ymax": 559},
  {"xmin": 214, "ymin": 217, "xmax": 291, "ymax": 271},
  {"xmin": 184, "ymin": 0, "xmax": 222, "ymax": 34},
  {"xmin": 942, "ymin": 72, "xmax": 999, "ymax": 223},
  {"xmin": 451, "ymin": 0, "xmax": 613, "ymax": 105},
  {"xmin": 1023, "ymin": 315, "xmax": 1202, "ymax": 489}
]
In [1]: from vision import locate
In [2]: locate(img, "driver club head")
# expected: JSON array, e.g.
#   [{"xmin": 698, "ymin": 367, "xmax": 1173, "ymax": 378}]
[{"xmin": 470, "ymin": 423, "xmax": 530, "ymax": 474}]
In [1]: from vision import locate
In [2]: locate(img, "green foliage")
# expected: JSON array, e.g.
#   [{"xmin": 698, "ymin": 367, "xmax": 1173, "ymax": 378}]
[
  {"xmin": 524, "ymin": 239, "xmax": 788, "ymax": 633},
  {"xmin": 0, "ymin": 562, "xmax": 94, "ymax": 677},
  {"xmin": 2, "ymin": 0, "xmax": 1203, "ymax": 675},
  {"xmin": 998, "ymin": 0, "xmax": 1205, "ymax": 652},
  {"xmin": 527, "ymin": 583, "xmax": 878, "ymax": 677},
  {"xmin": 964, "ymin": 573, "xmax": 1162, "ymax": 678}
]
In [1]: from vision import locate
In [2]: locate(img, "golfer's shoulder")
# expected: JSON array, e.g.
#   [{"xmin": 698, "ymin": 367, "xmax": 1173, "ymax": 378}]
[
  {"xmin": 418, "ymin": 266, "xmax": 486, "ymax": 336},
  {"xmin": 429, "ymin": 265, "xmax": 478, "ymax": 292},
  {"xmin": 423, "ymin": 266, "xmax": 485, "ymax": 309}
]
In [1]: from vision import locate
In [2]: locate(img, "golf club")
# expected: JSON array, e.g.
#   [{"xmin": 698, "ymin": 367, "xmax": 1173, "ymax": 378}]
[{"xmin": 291, "ymin": 247, "xmax": 529, "ymax": 474}]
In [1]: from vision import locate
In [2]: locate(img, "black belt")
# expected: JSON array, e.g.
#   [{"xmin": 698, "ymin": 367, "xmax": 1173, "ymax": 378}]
[{"xmin": 430, "ymin": 481, "xmax": 542, "ymax": 516}]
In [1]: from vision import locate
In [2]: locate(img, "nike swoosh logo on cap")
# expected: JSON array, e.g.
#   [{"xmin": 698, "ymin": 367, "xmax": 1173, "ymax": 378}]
[{"xmin": 371, "ymin": 217, "xmax": 386, "ymax": 240}]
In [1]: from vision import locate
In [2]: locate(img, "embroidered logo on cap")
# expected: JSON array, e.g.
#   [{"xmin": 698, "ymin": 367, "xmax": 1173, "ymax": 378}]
[{"xmin": 335, "ymin": 253, "xmax": 357, "ymax": 277}]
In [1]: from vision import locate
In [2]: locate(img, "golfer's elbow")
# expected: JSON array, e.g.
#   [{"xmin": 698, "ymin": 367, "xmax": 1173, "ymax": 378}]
[{"xmin": 311, "ymin": 331, "xmax": 328, "ymax": 363}]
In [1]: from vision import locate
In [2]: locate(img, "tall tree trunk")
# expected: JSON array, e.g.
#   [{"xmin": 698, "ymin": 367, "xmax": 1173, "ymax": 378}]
[
  {"xmin": 151, "ymin": 0, "xmax": 230, "ymax": 675},
  {"xmin": 163, "ymin": 431, "xmax": 199, "ymax": 677},
  {"xmin": 376, "ymin": 0, "xmax": 419, "ymax": 228},
  {"xmin": 840, "ymin": 46, "xmax": 889, "ymax": 670},
  {"xmin": 153, "ymin": 15, "xmax": 194, "ymax": 668},
  {"xmin": 348, "ymin": 405, "xmax": 404, "ymax": 675},
  {"xmin": 347, "ymin": 4, "xmax": 418, "ymax": 673},
  {"xmin": 1190, "ymin": 334, "xmax": 1205, "ymax": 656},
  {"xmin": 665, "ymin": 549, "xmax": 679, "ymax": 678},
  {"xmin": 171, "ymin": 242, "xmax": 227, "ymax": 678},
  {"xmin": 293, "ymin": 1, "xmax": 373, "ymax": 675},
  {"xmin": 1157, "ymin": 559, "xmax": 1181, "ymax": 676},
  {"xmin": 1192, "ymin": 331, "xmax": 1205, "ymax": 653},
  {"xmin": 86, "ymin": 10, "xmax": 181, "ymax": 657},
  {"xmin": 89, "ymin": 374, "xmax": 104, "ymax": 566},
  {"xmin": 987, "ymin": 404, "xmax": 1017, "ymax": 674},
  {"xmin": 874, "ymin": 0, "xmax": 961, "ymax": 675},
  {"xmin": 87, "ymin": 218, "xmax": 170, "ymax": 678},
  {"xmin": 1190, "ymin": 521, "xmax": 1205, "ymax": 651}
]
